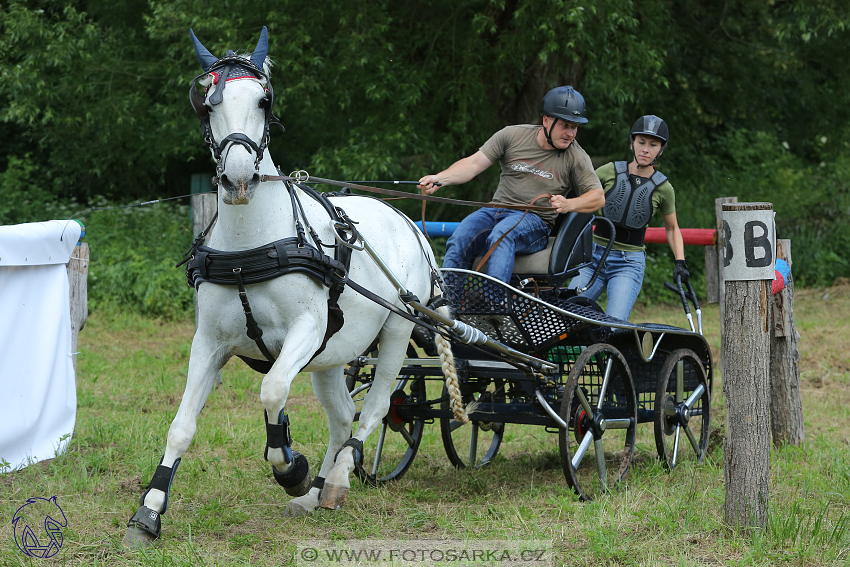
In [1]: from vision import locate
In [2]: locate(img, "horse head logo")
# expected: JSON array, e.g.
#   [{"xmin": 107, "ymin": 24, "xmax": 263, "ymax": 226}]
[{"xmin": 12, "ymin": 496, "xmax": 68, "ymax": 558}]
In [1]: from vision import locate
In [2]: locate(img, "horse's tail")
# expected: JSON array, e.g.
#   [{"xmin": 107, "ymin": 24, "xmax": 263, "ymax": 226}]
[{"xmin": 432, "ymin": 293, "xmax": 473, "ymax": 424}]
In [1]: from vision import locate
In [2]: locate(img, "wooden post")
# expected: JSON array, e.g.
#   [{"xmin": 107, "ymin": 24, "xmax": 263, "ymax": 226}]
[
  {"xmin": 721, "ymin": 202, "xmax": 773, "ymax": 530},
  {"xmin": 67, "ymin": 242, "xmax": 90, "ymax": 374},
  {"xmin": 709, "ymin": 197, "xmax": 738, "ymax": 307},
  {"xmin": 704, "ymin": 244, "xmax": 719, "ymax": 303},
  {"xmin": 769, "ymin": 239, "xmax": 805, "ymax": 446}
]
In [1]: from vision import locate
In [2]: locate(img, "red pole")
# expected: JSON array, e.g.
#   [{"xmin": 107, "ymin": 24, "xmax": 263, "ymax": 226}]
[{"xmin": 644, "ymin": 228, "xmax": 716, "ymax": 246}]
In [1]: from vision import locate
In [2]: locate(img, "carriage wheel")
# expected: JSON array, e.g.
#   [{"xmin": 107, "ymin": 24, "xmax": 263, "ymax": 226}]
[
  {"xmin": 347, "ymin": 346, "xmax": 425, "ymax": 486},
  {"xmin": 654, "ymin": 349, "xmax": 711, "ymax": 471},
  {"xmin": 558, "ymin": 343, "xmax": 637, "ymax": 501},
  {"xmin": 440, "ymin": 384, "xmax": 505, "ymax": 469}
]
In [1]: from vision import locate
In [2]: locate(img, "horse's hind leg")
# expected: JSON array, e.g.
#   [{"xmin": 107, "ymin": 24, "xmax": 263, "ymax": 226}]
[
  {"xmin": 284, "ymin": 366, "xmax": 355, "ymax": 517},
  {"xmin": 319, "ymin": 317, "xmax": 414, "ymax": 510},
  {"xmin": 124, "ymin": 341, "xmax": 223, "ymax": 549}
]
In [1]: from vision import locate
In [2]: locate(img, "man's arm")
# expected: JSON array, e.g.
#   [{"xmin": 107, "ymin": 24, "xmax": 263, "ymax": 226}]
[
  {"xmin": 417, "ymin": 151, "xmax": 494, "ymax": 195},
  {"xmin": 548, "ymin": 187, "xmax": 604, "ymax": 214}
]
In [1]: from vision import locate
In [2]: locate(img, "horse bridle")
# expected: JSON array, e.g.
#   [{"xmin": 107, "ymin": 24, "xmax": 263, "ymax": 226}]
[{"xmin": 189, "ymin": 54, "xmax": 284, "ymax": 174}]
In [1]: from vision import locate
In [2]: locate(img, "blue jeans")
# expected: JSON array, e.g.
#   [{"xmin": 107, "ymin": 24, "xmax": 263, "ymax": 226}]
[
  {"xmin": 568, "ymin": 242, "xmax": 646, "ymax": 321},
  {"xmin": 442, "ymin": 208, "xmax": 550, "ymax": 282}
]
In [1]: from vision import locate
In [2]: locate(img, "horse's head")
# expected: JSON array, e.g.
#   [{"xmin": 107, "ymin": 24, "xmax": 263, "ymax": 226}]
[{"xmin": 190, "ymin": 27, "xmax": 278, "ymax": 205}]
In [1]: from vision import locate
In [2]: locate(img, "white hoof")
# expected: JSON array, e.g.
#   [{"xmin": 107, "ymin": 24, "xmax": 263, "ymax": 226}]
[{"xmin": 283, "ymin": 490, "xmax": 320, "ymax": 517}]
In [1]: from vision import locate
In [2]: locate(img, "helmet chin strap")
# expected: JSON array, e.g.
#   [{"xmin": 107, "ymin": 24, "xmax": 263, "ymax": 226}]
[{"xmin": 543, "ymin": 117, "xmax": 560, "ymax": 149}]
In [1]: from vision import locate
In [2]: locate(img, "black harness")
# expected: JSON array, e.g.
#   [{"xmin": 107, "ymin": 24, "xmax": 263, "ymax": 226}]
[
  {"xmin": 179, "ymin": 179, "xmax": 357, "ymax": 373},
  {"xmin": 596, "ymin": 161, "xmax": 667, "ymax": 247},
  {"xmin": 183, "ymin": 53, "xmax": 436, "ymax": 373}
]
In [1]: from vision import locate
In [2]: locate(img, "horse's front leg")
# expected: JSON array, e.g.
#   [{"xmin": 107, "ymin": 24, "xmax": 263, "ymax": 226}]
[
  {"xmin": 124, "ymin": 337, "xmax": 224, "ymax": 549},
  {"xmin": 319, "ymin": 317, "xmax": 414, "ymax": 510},
  {"xmin": 261, "ymin": 320, "xmax": 324, "ymax": 499},
  {"xmin": 284, "ymin": 366, "xmax": 355, "ymax": 517}
]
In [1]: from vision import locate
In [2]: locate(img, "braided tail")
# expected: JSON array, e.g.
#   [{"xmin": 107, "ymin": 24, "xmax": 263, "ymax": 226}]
[{"xmin": 434, "ymin": 304, "xmax": 473, "ymax": 424}]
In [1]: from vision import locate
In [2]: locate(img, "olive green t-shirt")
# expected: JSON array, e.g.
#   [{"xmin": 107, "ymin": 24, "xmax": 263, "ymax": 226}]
[
  {"xmin": 479, "ymin": 125, "xmax": 601, "ymax": 228},
  {"xmin": 593, "ymin": 161, "xmax": 676, "ymax": 252}
]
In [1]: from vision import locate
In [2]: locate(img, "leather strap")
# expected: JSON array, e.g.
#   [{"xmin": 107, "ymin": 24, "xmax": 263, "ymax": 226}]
[
  {"xmin": 257, "ymin": 174, "xmax": 556, "ymax": 213},
  {"xmin": 233, "ymin": 268, "xmax": 277, "ymax": 362}
]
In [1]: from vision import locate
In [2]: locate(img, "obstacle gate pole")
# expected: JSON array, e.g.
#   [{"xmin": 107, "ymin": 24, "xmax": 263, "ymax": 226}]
[
  {"xmin": 769, "ymin": 239, "xmax": 805, "ymax": 447},
  {"xmin": 721, "ymin": 202, "xmax": 773, "ymax": 530}
]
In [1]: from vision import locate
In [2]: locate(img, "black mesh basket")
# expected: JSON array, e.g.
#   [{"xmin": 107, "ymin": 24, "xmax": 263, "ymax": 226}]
[{"xmin": 442, "ymin": 270, "xmax": 620, "ymax": 354}]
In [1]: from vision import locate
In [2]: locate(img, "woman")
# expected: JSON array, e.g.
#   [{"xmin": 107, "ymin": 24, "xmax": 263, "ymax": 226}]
[{"xmin": 568, "ymin": 115, "xmax": 689, "ymax": 321}]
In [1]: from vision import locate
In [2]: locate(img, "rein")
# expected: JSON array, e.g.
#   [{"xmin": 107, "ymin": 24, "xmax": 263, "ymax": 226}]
[{"xmin": 251, "ymin": 173, "xmax": 556, "ymax": 213}]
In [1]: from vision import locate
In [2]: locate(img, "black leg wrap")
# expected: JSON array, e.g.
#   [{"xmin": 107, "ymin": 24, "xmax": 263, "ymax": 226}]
[
  {"xmin": 264, "ymin": 409, "xmax": 293, "ymax": 464},
  {"xmin": 127, "ymin": 506, "xmax": 162, "ymax": 539},
  {"xmin": 272, "ymin": 450, "xmax": 311, "ymax": 497},
  {"xmin": 335, "ymin": 438, "xmax": 364, "ymax": 469},
  {"xmin": 311, "ymin": 476, "xmax": 325, "ymax": 490},
  {"xmin": 139, "ymin": 457, "xmax": 181, "ymax": 514}
]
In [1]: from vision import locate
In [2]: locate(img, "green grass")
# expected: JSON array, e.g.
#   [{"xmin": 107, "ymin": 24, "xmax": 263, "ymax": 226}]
[{"xmin": 2, "ymin": 284, "xmax": 849, "ymax": 566}]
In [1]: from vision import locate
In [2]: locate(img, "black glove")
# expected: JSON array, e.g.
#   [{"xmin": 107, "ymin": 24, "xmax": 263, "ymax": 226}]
[{"xmin": 673, "ymin": 259, "xmax": 690, "ymax": 286}]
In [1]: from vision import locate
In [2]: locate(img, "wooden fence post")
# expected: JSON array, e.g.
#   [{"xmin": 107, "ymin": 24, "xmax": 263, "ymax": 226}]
[
  {"xmin": 708, "ymin": 197, "xmax": 738, "ymax": 307},
  {"xmin": 769, "ymin": 239, "xmax": 805, "ymax": 446},
  {"xmin": 721, "ymin": 202, "xmax": 773, "ymax": 530},
  {"xmin": 68, "ymin": 242, "xmax": 90, "ymax": 374}
]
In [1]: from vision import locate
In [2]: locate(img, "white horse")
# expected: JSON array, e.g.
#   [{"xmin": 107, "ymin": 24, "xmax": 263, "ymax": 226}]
[{"xmin": 124, "ymin": 27, "xmax": 458, "ymax": 548}]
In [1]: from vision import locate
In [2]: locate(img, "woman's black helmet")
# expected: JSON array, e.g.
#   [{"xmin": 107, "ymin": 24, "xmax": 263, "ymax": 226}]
[
  {"xmin": 630, "ymin": 115, "xmax": 668, "ymax": 148},
  {"xmin": 542, "ymin": 86, "xmax": 588, "ymax": 124}
]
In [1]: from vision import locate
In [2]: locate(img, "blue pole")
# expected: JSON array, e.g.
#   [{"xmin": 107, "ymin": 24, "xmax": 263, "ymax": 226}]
[{"xmin": 414, "ymin": 221, "xmax": 460, "ymax": 238}]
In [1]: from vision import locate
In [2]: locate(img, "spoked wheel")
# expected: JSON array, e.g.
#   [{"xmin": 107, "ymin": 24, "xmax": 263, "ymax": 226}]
[
  {"xmin": 558, "ymin": 343, "xmax": 637, "ymax": 501},
  {"xmin": 654, "ymin": 348, "xmax": 711, "ymax": 470},
  {"xmin": 346, "ymin": 346, "xmax": 426, "ymax": 485},
  {"xmin": 440, "ymin": 384, "xmax": 505, "ymax": 469}
]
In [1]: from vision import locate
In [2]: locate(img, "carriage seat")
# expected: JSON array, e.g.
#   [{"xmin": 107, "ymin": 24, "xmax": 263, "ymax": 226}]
[{"xmin": 473, "ymin": 212, "xmax": 594, "ymax": 286}]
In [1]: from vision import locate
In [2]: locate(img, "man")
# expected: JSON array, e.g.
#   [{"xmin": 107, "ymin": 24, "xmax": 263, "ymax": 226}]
[{"xmin": 418, "ymin": 86, "xmax": 604, "ymax": 282}]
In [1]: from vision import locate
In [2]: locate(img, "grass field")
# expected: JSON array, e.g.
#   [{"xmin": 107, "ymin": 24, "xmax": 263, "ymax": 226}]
[{"xmin": 1, "ymin": 281, "xmax": 849, "ymax": 566}]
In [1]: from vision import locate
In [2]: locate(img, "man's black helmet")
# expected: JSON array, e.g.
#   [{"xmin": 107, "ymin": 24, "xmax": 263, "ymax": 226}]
[
  {"xmin": 630, "ymin": 115, "xmax": 668, "ymax": 148},
  {"xmin": 542, "ymin": 86, "xmax": 588, "ymax": 125}
]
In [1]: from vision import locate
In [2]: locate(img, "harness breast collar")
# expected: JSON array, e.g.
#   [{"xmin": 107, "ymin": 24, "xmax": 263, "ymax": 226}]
[{"xmin": 179, "ymin": 178, "xmax": 356, "ymax": 372}]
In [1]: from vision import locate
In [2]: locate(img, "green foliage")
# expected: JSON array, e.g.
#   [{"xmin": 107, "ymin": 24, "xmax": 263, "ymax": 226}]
[
  {"xmin": 79, "ymin": 199, "xmax": 195, "ymax": 318},
  {"xmin": 0, "ymin": 155, "xmax": 72, "ymax": 223}
]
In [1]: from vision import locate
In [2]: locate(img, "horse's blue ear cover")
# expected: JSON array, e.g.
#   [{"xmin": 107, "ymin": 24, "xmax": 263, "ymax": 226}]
[
  {"xmin": 190, "ymin": 27, "xmax": 268, "ymax": 72},
  {"xmin": 250, "ymin": 26, "xmax": 269, "ymax": 70},
  {"xmin": 189, "ymin": 29, "xmax": 217, "ymax": 72}
]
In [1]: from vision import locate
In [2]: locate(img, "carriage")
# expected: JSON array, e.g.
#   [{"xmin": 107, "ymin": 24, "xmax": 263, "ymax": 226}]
[{"xmin": 341, "ymin": 211, "xmax": 713, "ymax": 501}]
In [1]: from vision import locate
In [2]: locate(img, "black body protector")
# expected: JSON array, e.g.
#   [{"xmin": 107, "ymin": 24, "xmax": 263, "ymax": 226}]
[{"xmin": 595, "ymin": 161, "xmax": 667, "ymax": 247}]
